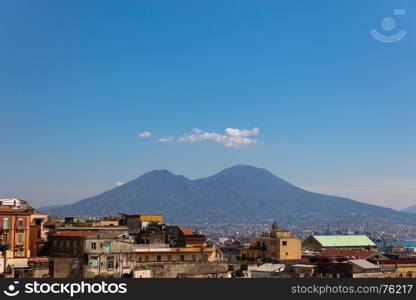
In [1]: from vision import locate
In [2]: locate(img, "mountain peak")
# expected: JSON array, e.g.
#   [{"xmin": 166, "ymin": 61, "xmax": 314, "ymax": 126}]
[
  {"xmin": 212, "ymin": 164, "xmax": 277, "ymax": 180},
  {"xmin": 143, "ymin": 169, "xmax": 174, "ymax": 177}
]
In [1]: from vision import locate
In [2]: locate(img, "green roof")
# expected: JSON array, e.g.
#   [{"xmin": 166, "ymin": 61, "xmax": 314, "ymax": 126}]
[{"xmin": 312, "ymin": 235, "xmax": 376, "ymax": 247}]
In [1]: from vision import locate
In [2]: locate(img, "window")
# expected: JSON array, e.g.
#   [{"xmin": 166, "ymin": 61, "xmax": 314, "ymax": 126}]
[
  {"xmin": 91, "ymin": 242, "xmax": 96, "ymax": 250},
  {"xmin": 145, "ymin": 256, "xmax": 149, "ymax": 262},
  {"xmin": 17, "ymin": 233, "xmax": 23, "ymax": 243},
  {"xmin": 138, "ymin": 256, "xmax": 142, "ymax": 262},
  {"xmin": 18, "ymin": 219, "xmax": 24, "ymax": 229},
  {"xmin": 105, "ymin": 242, "xmax": 111, "ymax": 253},
  {"xmin": 107, "ymin": 256, "xmax": 114, "ymax": 270},
  {"xmin": 3, "ymin": 219, "xmax": 8, "ymax": 230},
  {"xmin": 192, "ymin": 255, "xmax": 196, "ymax": 262},
  {"xmin": 282, "ymin": 241, "xmax": 287, "ymax": 246},
  {"xmin": 91, "ymin": 256, "xmax": 99, "ymax": 268},
  {"xmin": 167, "ymin": 255, "xmax": 172, "ymax": 262},
  {"xmin": 157, "ymin": 255, "xmax": 161, "ymax": 262},
  {"xmin": 180, "ymin": 254, "xmax": 185, "ymax": 262},
  {"xmin": 3, "ymin": 234, "xmax": 8, "ymax": 244}
]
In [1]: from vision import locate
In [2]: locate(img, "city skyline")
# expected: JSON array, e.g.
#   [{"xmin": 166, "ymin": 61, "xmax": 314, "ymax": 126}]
[{"xmin": 1, "ymin": 0, "xmax": 415, "ymax": 209}]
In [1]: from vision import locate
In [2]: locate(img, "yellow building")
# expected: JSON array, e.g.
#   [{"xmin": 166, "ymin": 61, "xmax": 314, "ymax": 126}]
[
  {"xmin": 377, "ymin": 260, "xmax": 416, "ymax": 278},
  {"xmin": 241, "ymin": 222, "xmax": 301, "ymax": 263},
  {"xmin": 138, "ymin": 215, "xmax": 163, "ymax": 223},
  {"xmin": 91, "ymin": 220, "xmax": 119, "ymax": 227}
]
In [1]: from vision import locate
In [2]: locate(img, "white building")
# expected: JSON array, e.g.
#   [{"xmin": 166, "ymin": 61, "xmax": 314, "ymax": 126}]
[{"xmin": 0, "ymin": 198, "xmax": 28, "ymax": 209}]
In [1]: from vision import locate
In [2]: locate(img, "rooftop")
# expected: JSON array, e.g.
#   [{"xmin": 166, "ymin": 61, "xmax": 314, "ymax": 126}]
[
  {"xmin": 312, "ymin": 235, "xmax": 376, "ymax": 247},
  {"xmin": 52, "ymin": 231, "xmax": 97, "ymax": 237},
  {"xmin": 178, "ymin": 226, "xmax": 195, "ymax": 236},
  {"xmin": 348, "ymin": 259, "xmax": 380, "ymax": 270},
  {"xmin": 248, "ymin": 263, "xmax": 285, "ymax": 272}
]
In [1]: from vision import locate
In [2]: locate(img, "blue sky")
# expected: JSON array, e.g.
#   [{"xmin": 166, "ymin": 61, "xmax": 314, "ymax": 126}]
[{"xmin": 1, "ymin": 0, "xmax": 415, "ymax": 209}]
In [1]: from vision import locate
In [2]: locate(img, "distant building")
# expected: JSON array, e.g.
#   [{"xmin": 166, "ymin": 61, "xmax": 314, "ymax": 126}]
[
  {"xmin": 241, "ymin": 222, "xmax": 301, "ymax": 263},
  {"xmin": 220, "ymin": 243, "xmax": 244, "ymax": 263},
  {"xmin": 90, "ymin": 220, "xmax": 119, "ymax": 227},
  {"xmin": 302, "ymin": 235, "xmax": 377, "ymax": 252},
  {"xmin": 119, "ymin": 214, "xmax": 163, "ymax": 230}
]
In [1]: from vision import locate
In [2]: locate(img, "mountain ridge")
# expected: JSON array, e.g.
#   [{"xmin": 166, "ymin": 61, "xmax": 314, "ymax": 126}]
[{"xmin": 39, "ymin": 165, "xmax": 416, "ymax": 225}]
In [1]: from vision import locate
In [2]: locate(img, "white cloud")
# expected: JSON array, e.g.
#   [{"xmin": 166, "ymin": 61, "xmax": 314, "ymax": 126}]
[
  {"xmin": 137, "ymin": 131, "xmax": 154, "ymax": 138},
  {"xmin": 157, "ymin": 136, "xmax": 176, "ymax": 143},
  {"xmin": 115, "ymin": 181, "xmax": 125, "ymax": 187},
  {"xmin": 156, "ymin": 127, "xmax": 261, "ymax": 148}
]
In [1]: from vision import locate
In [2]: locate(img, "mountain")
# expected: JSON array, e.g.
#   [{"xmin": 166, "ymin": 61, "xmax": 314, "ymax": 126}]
[
  {"xmin": 402, "ymin": 205, "xmax": 416, "ymax": 214},
  {"xmin": 40, "ymin": 165, "xmax": 416, "ymax": 225}
]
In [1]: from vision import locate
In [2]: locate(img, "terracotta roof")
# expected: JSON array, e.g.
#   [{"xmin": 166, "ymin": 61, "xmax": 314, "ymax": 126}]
[
  {"xmin": 319, "ymin": 249, "xmax": 375, "ymax": 259},
  {"xmin": 0, "ymin": 207, "xmax": 32, "ymax": 214},
  {"xmin": 52, "ymin": 231, "xmax": 97, "ymax": 237},
  {"xmin": 178, "ymin": 226, "xmax": 194, "ymax": 236},
  {"xmin": 375, "ymin": 260, "xmax": 416, "ymax": 265}
]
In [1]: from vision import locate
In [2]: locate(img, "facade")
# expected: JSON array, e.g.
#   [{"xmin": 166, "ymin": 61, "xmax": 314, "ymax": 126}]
[
  {"xmin": 220, "ymin": 243, "xmax": 244, "ymax": 262},
  {"xmin": 302, "ymin": 235, "xmax": 377, "ymax": 252},
  {"xmin": 166, "ymin": 226, "xmax": 207, "ymax": 248},
  {"xmin": 48, "ymin": 226, "xmax": 218, "ymax": 278},
  {"xmin": 241, "ymin": 222, "xmax": 301, "ymax": 263},
  {"xmin": 0, "ymin": 206, "xmax": 33, "ymax": 275},
  {"xmin": 29, "ymin": 212, "xmax": 49, "ymax": 257},
  {"xmin": 374, "ymin": 260, "xmax": 416, "ymax": 278}
]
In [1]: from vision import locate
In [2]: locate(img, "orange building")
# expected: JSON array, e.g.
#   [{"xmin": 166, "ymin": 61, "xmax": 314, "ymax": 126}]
[{"xmin": 0, "ymin": 207, "xmax": 32, "ymax": 274}]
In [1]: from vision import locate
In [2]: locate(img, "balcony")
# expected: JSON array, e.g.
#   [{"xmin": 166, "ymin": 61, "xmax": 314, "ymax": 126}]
[{"xmin": 15, "ymin": 242, "xmax": 24, "ymax": 247}]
